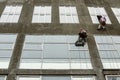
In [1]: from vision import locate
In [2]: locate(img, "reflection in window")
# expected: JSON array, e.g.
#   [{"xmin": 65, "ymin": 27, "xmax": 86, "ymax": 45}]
[
  {"xmin": 88, "ymin": 7, "xmax": 111, "ymax": 24},
  {"xmin": 42, "ymin": 76, "xmax": 71, "ymax": 80},
  {"xmin": 94, "ymin": 35, "xmax": 120, "ymax": 69},
  {"xmin": 111, "ymin": 8, "xmax": 120, "ymax": 23},
  {"xmin": 0, "ymin": 34, "xmax": 16, "ymax": 69},
  {"xmin": 18, "ymin": 76, "xmax": 40, "ymax": 80},
  {"xmin": 20, "ymin": 35, "xmax": 92, "ymax": 69},
  {"xmin": 20, "ymin": 36, "xmax": 43, "ymax": 69},
  {"xmin": 0, "ymin": 76, "xmax": 6, "ymax": 80},
  {"xmin": 59, "ymin": 6, "xmax": 79, "ymax": 23},
  {"xmin": 17, "ymin": 76, "xmax": 95, "ymax": 80},
  {"xmin": 32, "ymin": 6, "xmax": 51, "ymax": 23},
  {"xmin": 72, "ymin": 76, "xmax": 95, "ymax": 80},
  {"xmin": 0, "ymin": 34, "xmax": 17, "ymax": 69},
  {"xmin": 68, "ymin": 36, "xmax": 92, "ymax": 69},
  {"xmin": 106, "ymin": 75, "xmax": 120, "ymax": 80},
  {"xmin": 0, "ymin": 5, "xmax": 22, "ymax": 23}
]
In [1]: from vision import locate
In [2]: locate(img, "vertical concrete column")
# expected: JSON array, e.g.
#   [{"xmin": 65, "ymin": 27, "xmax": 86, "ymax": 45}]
[
  {"xmin": 104, "ymin": 6, "xmax": 119, "ymax": 25},
  {"xmin": 100, "ymin": 0, "xmax": 119, "ymax": 33},
  {"xmin": 75, "ymin": 0, "xmax": 92, "ymax": 28},
  {"xmin": 0, "ymin": 2, "xmax": 7, "ymax": 17},
  {"xmin": 6, "ymin": 34, "xmax": 25, "ymax": 80},
  {"xmin": 87, "ymin": 35, "xmax": 105, "ymax": 80},
  {"xmin": 51, "ymin": 0, "xmax": 59, "ymax": 24},
  {"xmin": 75, "ymin": 0, "xmax": 84, "ymax": 24},
  {"xmin": 19, "ymin": 0, "xmax": 34, "ymax": 24},
  {"xmin": 101, "ymin": 0, "xmax": 119, "ymax": 24}
]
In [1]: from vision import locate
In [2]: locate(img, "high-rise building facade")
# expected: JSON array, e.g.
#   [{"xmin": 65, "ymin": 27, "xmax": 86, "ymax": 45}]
[{"xmin": 0, "ymin": 0, "xmax": 120, "ymax": 80}]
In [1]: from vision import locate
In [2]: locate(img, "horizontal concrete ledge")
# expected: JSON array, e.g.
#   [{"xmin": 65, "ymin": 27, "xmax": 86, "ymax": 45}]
[
  {"xmin": 1, "ymin": 69, "xmax": 120, "ymax": 75},
  {"xmin": 16, "ymin": 69, "xmax": 95, "ymax": 75},
  {"xmin": 0, "ymin": 69, "xmax": 8, "ymax": 74},
  {"xmin": 103, "ymin": 69, "xmax": 120, "ymax": 75}
]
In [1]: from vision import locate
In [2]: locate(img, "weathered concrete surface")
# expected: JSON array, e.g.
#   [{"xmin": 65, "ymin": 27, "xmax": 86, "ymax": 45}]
[{"xmin": 0, "ymin": 0, "xmax": 120, "ymax": 80}]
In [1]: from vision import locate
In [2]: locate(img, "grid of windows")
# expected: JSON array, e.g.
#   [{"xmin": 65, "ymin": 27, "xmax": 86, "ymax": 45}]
[
  {"xmin": 0, "ymin": 76, "xmax": 6, "ymax": 80},
  {"xmin": 17, "ymin": 76, "xmax": 95, "ymax": 80},
  {"xmin": 0, "ymin": 5, "xmax": 22, "ymax": 23},
  {"xmin": 59, "ymin": 6, "xmax": 79, "ymax": 23},
  {"xmin": 94, "ymin": 35, "xmax": 120, "ymax": 69},
  {"xmin": 1, "ymin": 5, "xmax": 120, "ymax": 24},
  {"xmin": 106, "ymin": 75, "xmax": 120, "ymax": 80},
  {"xmin": 88, "ymin": 7, "xmax": 111, "ymax": 24},
  {"xmin": 111, "ymin": 8, "xmax": 120, "ymax": 23},
  {"xmin": 32, "ymin": 6, "xmax": 51, "ymax": 23},
  {"xmin": 19, "ymin": 35, "xmax": 92, "ymax": 69},
  {"xmin": 0, "ymin": 34, "xmax": 17, "ymax": 69}
]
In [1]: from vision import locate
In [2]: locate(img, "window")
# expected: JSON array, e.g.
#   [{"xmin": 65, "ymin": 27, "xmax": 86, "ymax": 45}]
[
  {"xmin": 20, "ymin": 36, "xmax": 43, "ymax": 69},
  {"xmin": 42, "ymin": 76, "xmax": 71, "ymax": 80},
  {"xmin": 111, "ymin": 8, "xmax": 120, "ymax": 23},
  {"xmin": 0, "ymin": 34, "xmax": 17, "ymax": 69},
  {"xmin": 18, "ymin": 76, "xmax": 40, "ymax": 80},
  {"xmin": 59, "ymin": 6, "xmax": 79, "ymax": 23},
  {"xmin": 0, "ymin": 5, "xmax": 22, "ymax": 23},
  {"xmin": 106, "ymin": 75, "xmax": 120, "ymax": 80},
  {"xmin": 0, "ymin": 76, "xmax": 6, "ymax": 80},
  {"xmin": 17, "ymin": 76, "xmax": 96, "ymax": 80},
  {"xmin": 20, "ymin": 35, "xmax": 92, "ymax": 69},
  {"xmin": 72, "ymin": 76, "xmax": 96, "ymax": 80},
  {"xmin": 68, "ymin": 36, "xmax": 92, "ymax": 69},
  {"xmin": 88, "ymin": 7, "xmax": 111, "ymax": 24},
  {"xmin": 94, "ymin": 35, "xmax": 120, "ymax": 69},
  {"xmin": 32, "ymin": 6, "xmax": 51, "ymax": 23}
]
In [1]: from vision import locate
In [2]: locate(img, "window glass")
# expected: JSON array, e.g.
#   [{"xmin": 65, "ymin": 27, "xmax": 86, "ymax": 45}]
[
  {"xmin": 0, "ymin": 76, "xmax": 6, "ymax": 80},
  {"xmin": 72, "ymin": 76, "xmax": 95, "ymax": 80},
  {"xmin": 71, "ymin": 59, "xmax": 92, "ymax": 69},
  {"xmin": 21, "ymin": 51, "xmax": 42, "ymax": 59},
  {"xmin": 32, "ymin": 6, "xmax": 51, "ymax": 23},
  {"xmin": 59, "ymin": 6, "xmax": 79, "ymax": 23},
  {"xmin": 23, "ymin": 43, "xmax": 42, "ymax": 50},
  {"xmin": 18, "ymin": 76, "xmax": 40, "ymax": 80},
  {"xmin": 0, "ymin": 34, "xmax": 16, "ymax": 69},
  {"xmin": 20, "ymin": 59, "xmax": 42, "ymax": 69},
  {"xmin": 0, "ymin": 44, "xmax": 13, "ymax": 49},
  {"xmin": 44, "ymin": 36, "xmax": 67, "ymax": 43},
  {"xmin": 0, "ymin": 5, "xmax": 22, "ymax": 23},
  {"xmin": 106, "ymin": 75, "xmax": 120, "ymax": 80},
  {"xmin": 20, "ymin": 35, "xmax": 92, "ymax": 69},
  {"xmin": 44, "ymin": 44, "xmax": 68, "ymax": 58},
  {"xmin": 94, "ymin": 35, "xmax": 120, "ymax": 69},
  {"xmin": 42, "ymin": 76, "xmax": 71, "ymax": 80},
  {"xmin": 32, "ymin": 15, "xmax": 39, "ymax": 23},
  {"xmin": 88, "ymin": 7, "xmax": 111, "ymax": 24},
  {"xmin": 42, "ymin": 60, "xmax": 70, "ymax": 69}
]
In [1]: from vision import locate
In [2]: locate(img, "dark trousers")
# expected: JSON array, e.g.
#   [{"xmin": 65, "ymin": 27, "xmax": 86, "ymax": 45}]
[{"xmin": 78, "ymin": 36, "xmax": 86, "ymax": 42}]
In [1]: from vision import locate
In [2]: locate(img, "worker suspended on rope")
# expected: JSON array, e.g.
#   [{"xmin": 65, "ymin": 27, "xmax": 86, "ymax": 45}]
[
  {"xmin": 97, "ymin": 15, "xmax": 106, "ymax": 30},
  {"xmin": 75, "ymin": 28, "xmax": 87, "ymax": 47}
]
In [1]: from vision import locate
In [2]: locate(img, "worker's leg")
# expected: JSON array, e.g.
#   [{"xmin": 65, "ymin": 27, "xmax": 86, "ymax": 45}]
[{"xmin": 97, "ymin": 24, "xmax": 102, "ymax": 30}]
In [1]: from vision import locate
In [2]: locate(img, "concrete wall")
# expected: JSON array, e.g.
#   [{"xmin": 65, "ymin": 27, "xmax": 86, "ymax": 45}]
[{"xmin": 0, "ymin": 0, "xmax": 120, "ymax": 80}]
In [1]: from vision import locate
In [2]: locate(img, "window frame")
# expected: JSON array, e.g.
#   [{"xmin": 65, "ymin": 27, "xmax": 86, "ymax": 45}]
[
  {"xmin": 106, "ymin": 75, "xmax": 120, "ymax": 80},
  {"xmin": 32, "ymin": 6, "xmax": 52, "ymax": 23},
  {"xmin": 59, "ymin": 6, "xmax": 79, "ymax": 23},
  {"xmin": 0, "ymin": 34, "xmax": 17, "ymax": 69},
  {"xmin": 19, "ymin": 35, "xmax": 92, "ymax": 69},
  {"xmin": 88, "ymin": 7, "xmax": 111, "ymax": 24},
  {"xmin": 0, "ymin": 5, "xmax": 22, "ymax": 23},
  {"xmin": 94, "ymin": 35, "xmax": 120, "ymax": 69}
]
